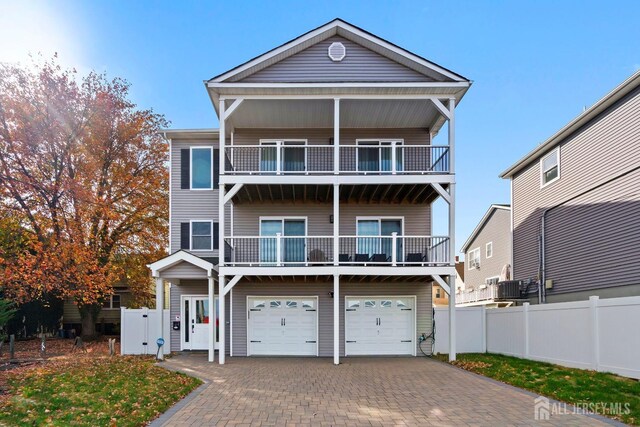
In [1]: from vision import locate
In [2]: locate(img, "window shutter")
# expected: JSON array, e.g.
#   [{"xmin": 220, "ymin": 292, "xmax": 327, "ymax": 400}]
[
  {"xmin": 213, "ymin": 222, "xmax": 219, "ymax": 250},
  {"xmin": 181, "ymin": 149, "xmax": 190, "ymax": 189},
  {"xmin": 180, "ymin": 223, "xmax": 190, "ymax": 250},
  {"xmin": 213, "ymin": 149, "xmax": 219, "ymax": 189}
]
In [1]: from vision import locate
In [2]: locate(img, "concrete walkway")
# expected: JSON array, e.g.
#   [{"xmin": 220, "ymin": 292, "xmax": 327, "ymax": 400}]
[{"xmin": 152, "ymin": 353, "xmax": 617, "ymax": 426}]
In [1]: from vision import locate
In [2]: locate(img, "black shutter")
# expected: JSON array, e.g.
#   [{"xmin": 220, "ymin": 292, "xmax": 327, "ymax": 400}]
[
  {"xmin": 213, "ymin": 149, "xmax": 219, "ymax": 189},
  {"xmin": 180, "ymin": 149, "xmax": 190, "ymax": 189},
  {"xmin": 180, "ymin": 223, "xmax": 190, "ymax": 250},
  {"xmin": 213, "ymin": 222, "xmax": 219, "ymax": 250}
]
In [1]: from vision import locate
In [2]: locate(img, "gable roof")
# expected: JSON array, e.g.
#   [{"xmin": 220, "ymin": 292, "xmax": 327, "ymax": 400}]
[
  {"xmin": 460, "ymin": 204, "xmax": 511, "ymax": 253},
  {"xmin": 208, "ymin": 18, "xmax": 469, "ymax": 84},
  {"xmin": 147, "ymin": 250, "xmax": 216, "ymax": 278},
  {"xmin": 500, "ymin": 69, "xmax": 640, "ymax": 179}
]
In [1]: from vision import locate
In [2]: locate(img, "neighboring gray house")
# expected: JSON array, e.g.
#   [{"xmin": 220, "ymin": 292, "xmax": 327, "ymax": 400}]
[
  {"xmin": 501, "ymin": 70, "xmax": 640, "ymax": 303},
  {"xmin": 147, "ymin": 19, "xmax": 471, "ymax": 364},
  {"xmin": 459, "ymin": 204, "xmax": 512, "ymax": 307}
]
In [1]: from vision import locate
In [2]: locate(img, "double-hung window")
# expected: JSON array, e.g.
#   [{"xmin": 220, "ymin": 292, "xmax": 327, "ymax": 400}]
[
  {"xmin": 102, "ymin": 294, "xmax": 121, "ymax": 309},
  {"xmin": 191, "ymin": 221, "xmax": 213, "ymax": 251},
  {"xmin": 468, "ymin": 248, "xmax": 480, "ymax": 269},
  {"xmin": 540, "ymin": 148, "xmax": 560, "ymax": 187},
  {"xmin": 191, "ymin": 147, "xmax": 213, "ymax": 189},
  {"xmin": 486, "ymin": 242, "xmax": 493, "ymax": 258}
]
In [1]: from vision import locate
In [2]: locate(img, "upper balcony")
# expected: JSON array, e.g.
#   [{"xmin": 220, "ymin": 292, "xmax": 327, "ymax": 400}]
[{"xmin": 224, "ymin": 143, "xmax": 449, "ymax": 176}]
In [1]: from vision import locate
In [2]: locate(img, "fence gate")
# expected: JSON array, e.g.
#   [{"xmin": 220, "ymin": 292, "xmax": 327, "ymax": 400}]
[{"xmin": 120, "ymin": 308, "xmax": 170, "ymax": 355}]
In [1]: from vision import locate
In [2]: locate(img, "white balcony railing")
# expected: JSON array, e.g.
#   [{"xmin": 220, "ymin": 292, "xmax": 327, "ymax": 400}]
[
  {"xmin": 223, "ymin": 144, "xmax": 449, "ymax": 175},
  {"xmin": 223, "ymin": 235, "xmax": 450, "ymax": 267},
  {"xmin": 457, "ymin": 284, "xmax": 499, "ymax": 304}
]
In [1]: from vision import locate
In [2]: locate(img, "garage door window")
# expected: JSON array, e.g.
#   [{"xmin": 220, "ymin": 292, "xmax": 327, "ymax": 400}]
[
  {"xmin": 302, "ymin": 300, "xmax": 314, "ymax": 309},
  {"xmin": 347, "ymin": 300, "xmax": 360, "ymax": 309},
  {"xmin": 270, "ymin": 301, "xmax": 281, "ymax": 308},
  {"xmin": 380, "ymin": 300, "xmax": 392, "ymax": 308},
  {"xmin": 286, "ymin": 301, "xmax": 297, "ymax": 309},
  {"xmin": 397, "ymin": 299, "xmax": 409, "ymax": 308},
  {"xmin": 253, "ymin": 300, "xmax": 265, "ymax": 308},
  {"xmin": 365, "ymin": 300, "xmax": 376, "ymax": 308}
]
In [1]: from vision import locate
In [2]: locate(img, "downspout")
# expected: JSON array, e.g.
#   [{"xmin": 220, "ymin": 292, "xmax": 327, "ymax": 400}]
[{"xmin": 539, "ymin": 163, "xmax": 640, "ymax": 303}]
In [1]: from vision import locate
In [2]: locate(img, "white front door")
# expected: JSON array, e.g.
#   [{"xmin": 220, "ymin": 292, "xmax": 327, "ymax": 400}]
[
  {"xmin": 181, "ymin": 295, "xmax": 218, "ymax": 351},
  {"xmin": 345, "ymin": 296, "xmax": 415, "ymax": 356},
  {"xmin": 247, "ymin": 297, "xmax": 318, "ymax": 356}
]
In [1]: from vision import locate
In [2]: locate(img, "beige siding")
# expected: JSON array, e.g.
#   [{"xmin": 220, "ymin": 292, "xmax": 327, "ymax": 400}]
[
  {"xmin": 63, "ymin": 292, "xmax": 132, "ymax": 324},
  {"xmin": 512, "ymin": 86, "xmax": 640, "ymax": 296},
  {"xmin": 464, "ymin": 209, "xmax": 511, "ymax": 290},
  {"xmin": 231, "ymin": 280, "xmax": 432, "ymax": 357},
  {"xmin": 237, "ymin": 36, "xmax": 433, "ymax": 83},
  {"xmin": 232, "ymin": 202, "xmax": 429, "ymax": 237},
  {"xmin": 170, "ymin": 138, "xmax": 220, "ymax": 257},
  {"xmin": 159, "ymin": 261, "xmax": 209, "ymax": 280}
]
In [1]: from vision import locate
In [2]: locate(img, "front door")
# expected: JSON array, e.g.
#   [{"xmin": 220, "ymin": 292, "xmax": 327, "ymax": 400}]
[{"xmin": 181, "ymin": 295, "xmax": 219, "ymax": 351}]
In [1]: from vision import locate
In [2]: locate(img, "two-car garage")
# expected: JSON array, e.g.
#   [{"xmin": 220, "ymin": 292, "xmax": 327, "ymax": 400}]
[{"xmin": 246, "ymin": 295, "xmax": 416, "ymax": 357}]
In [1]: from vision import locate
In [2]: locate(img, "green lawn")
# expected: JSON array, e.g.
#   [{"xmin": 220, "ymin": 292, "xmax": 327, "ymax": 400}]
[
  {"xmin": 435, "ymin": 353, "xmax": 639, "ymax": 425},
  {"xmin": 0, "ymin": 356, "xmax": 201, "ymax": 426}
]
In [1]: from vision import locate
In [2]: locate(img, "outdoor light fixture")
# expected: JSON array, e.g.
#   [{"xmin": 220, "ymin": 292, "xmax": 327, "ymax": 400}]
[{"xmin": 329, "ymin": 215, "xmax": 334, "ymax": 224}]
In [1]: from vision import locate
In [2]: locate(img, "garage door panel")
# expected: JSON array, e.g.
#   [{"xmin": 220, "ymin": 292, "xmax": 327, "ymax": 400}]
[
  {"xmin": 248, "ymin": 297, "xmax": 317, "ymax": 356},
  {"xmin": 346, "ymin": 296, "xmax": 415, "ymax": 356}
]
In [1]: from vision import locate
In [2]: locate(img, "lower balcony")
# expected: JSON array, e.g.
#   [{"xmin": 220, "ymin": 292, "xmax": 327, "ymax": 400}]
[{"xmin": 223, "ymin": 235, "xmax": 450, "ymax": 268}]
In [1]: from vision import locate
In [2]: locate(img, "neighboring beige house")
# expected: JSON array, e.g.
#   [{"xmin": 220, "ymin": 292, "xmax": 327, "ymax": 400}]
[
  {"xmin": 501, "ymin": 70, "xmax": 640, "ymax": 303},
  {"xmin": 62, "ymin": 285, "xmax": 132, "ymax": 335},
  {"xmin": 459, "ymin": 204, "xmax": 514, "ymax": 307},
  {"xmin": 147, "ymin": 19, "xmax": 471, "ymax": 363}
]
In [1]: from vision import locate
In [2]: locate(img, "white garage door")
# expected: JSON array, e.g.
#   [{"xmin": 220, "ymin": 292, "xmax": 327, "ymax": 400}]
[
  {"xmin": 345, "ymin": 296, "xmax": 415, "ymax": 356},
  {"xmin": 247, "ymin": 297, "xmax": 318, "ymax": 356}
]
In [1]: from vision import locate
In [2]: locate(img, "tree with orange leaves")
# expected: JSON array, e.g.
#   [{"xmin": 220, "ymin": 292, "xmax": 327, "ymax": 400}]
[{"xmin": 0, "ymin": 57, "xmax": 168, "ymax": 337}]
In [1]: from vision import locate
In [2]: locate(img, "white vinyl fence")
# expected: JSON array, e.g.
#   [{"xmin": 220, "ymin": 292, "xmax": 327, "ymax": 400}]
[
  {"xmin": 120, "ymin": 308, "xmax": 170, "ymax": 355},
  {"xmin": 434, "ymin": 296, "xmax": 640, "ymax": 380}
]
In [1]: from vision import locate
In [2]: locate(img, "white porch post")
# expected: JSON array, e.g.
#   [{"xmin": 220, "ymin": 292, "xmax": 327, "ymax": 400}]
[
  {"xmin": 155, "ymin": 277, "xmax": 164, "ymax": 360},
  {"xmin": 447, "ymin": 98, "xmax": 457, "ymax": 362},
  {"xmin": 218, "ymin": 274, "xmax": 226, "ymax": 364},
  {"xmin": 333, "ymin": 184, "xmax": 339, "ymax": 266},
  {"xmin": 333, "ymin": 273, "xmax": 340, "ymax": 365},
  {"xmin": 208, "ymin": 276, "xmax": 215, "ymax": 362},
  {"xmin": 333, "ymin": 98, "xmax": 340, "ymax": 174}
]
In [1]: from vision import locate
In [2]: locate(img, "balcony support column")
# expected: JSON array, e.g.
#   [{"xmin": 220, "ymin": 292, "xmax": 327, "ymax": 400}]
[
  {"xmin": 333, "ymin": 273, "xmax": 340, "ymax": 365},
  {"xmin": 333, "ymin": 184, "xmax": 339, "ymax": 266},
  {"xmin": 333, "ymin": 98, "xmax": 340, "ymax": 174},
  {"xmin": 447, "ymin": 97, "xmax": 457, "ymax": 362},
  {"xmin": 218, "ymin": 274, "xmax": 226, "ymax": 364},
  {"xmin": 208, "ymin": 276, "xmax": 215, "ymax": 362}
]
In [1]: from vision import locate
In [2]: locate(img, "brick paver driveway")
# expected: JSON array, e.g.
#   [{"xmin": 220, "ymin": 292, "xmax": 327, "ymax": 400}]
[{"xmin": 154, "ymin": 353, "xmax": 615, "ymax": 426}]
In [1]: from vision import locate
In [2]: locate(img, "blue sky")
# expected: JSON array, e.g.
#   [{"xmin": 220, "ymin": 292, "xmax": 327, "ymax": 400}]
[{"xmin": 2, "ymin": 1, "xmax": 639, "ymax": 254}]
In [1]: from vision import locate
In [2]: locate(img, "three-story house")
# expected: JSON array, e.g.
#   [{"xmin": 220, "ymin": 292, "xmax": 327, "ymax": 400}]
[{"xmin": 148, "ymin": 19, "xmax": 470, "ymax": 364}]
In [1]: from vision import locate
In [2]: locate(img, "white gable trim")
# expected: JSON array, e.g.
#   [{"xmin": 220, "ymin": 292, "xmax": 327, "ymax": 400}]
[
  {"xmin": 210, "ymin": 19, "xmax": 468, "ymax": 84},
  {"xmin": 460, "ymin": 205, "xmax": 511, "ymax": 254},
  {"xmin": 147, "ymin": 250, "xmax": 215, "ymax": 278}
]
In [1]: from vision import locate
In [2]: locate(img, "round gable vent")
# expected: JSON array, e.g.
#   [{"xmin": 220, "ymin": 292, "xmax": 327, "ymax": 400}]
[{"xmin": 328, "ymin": 42, "xmax": 346, "ymax": 62}]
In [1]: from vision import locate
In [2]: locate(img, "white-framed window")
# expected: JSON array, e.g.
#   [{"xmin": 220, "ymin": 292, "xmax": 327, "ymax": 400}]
[
  {"xmin": 486, "ymin": 242, "xmax": 493, "ymax": 258},
  {"xmin": 259, "ymin": 139, "xmax": 307, "ymax": 173},
  {"xmin": 540, "ymin": 148, "xmax": 560, "ymax": 187},
  {"xmin": 355, "ymin": 139, "xmax": 404, "ymax": 173},
  {"xmin": 102, "ymin": 294, "xmax": 121, "ymax": 309},
  {"xmin": 468, "ymin": 248, "xmax": 481, "ymax": 269},
  {"xmin": 190, "ymin": 220, "xmax": 213, "ymax": 251},
  {"xmin": 190, "ymin": 147, "xmax": 213, "ymax": 190}
]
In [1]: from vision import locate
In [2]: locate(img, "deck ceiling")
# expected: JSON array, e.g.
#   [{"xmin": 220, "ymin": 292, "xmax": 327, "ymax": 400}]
[
  {"xmin": 226, "ymin": 99, "xmax": 441, "ymax": 130},
  {"xmin": 237, "ymin": 275, "xmax": 433, "ymax": 284},
  {"xmin": 231, "ymin": 183, "xmax": 444, "ymax": 205}
]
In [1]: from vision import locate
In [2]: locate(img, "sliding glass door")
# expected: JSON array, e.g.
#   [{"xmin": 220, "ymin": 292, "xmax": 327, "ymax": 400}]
[
  {"xmin": 357, "ymin": 141, "xmax": 403, "ymax": 173},
  {"xmin": 356, "ymin": 218, "xmax": 402, "ymax": 261},
  {"xmin": 260, "ymin": 141, "xmax": 306, "ymax": 173},
  {"xmin": 260, "ymin": 218, "xmax": 306, "ymax": 264}
]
